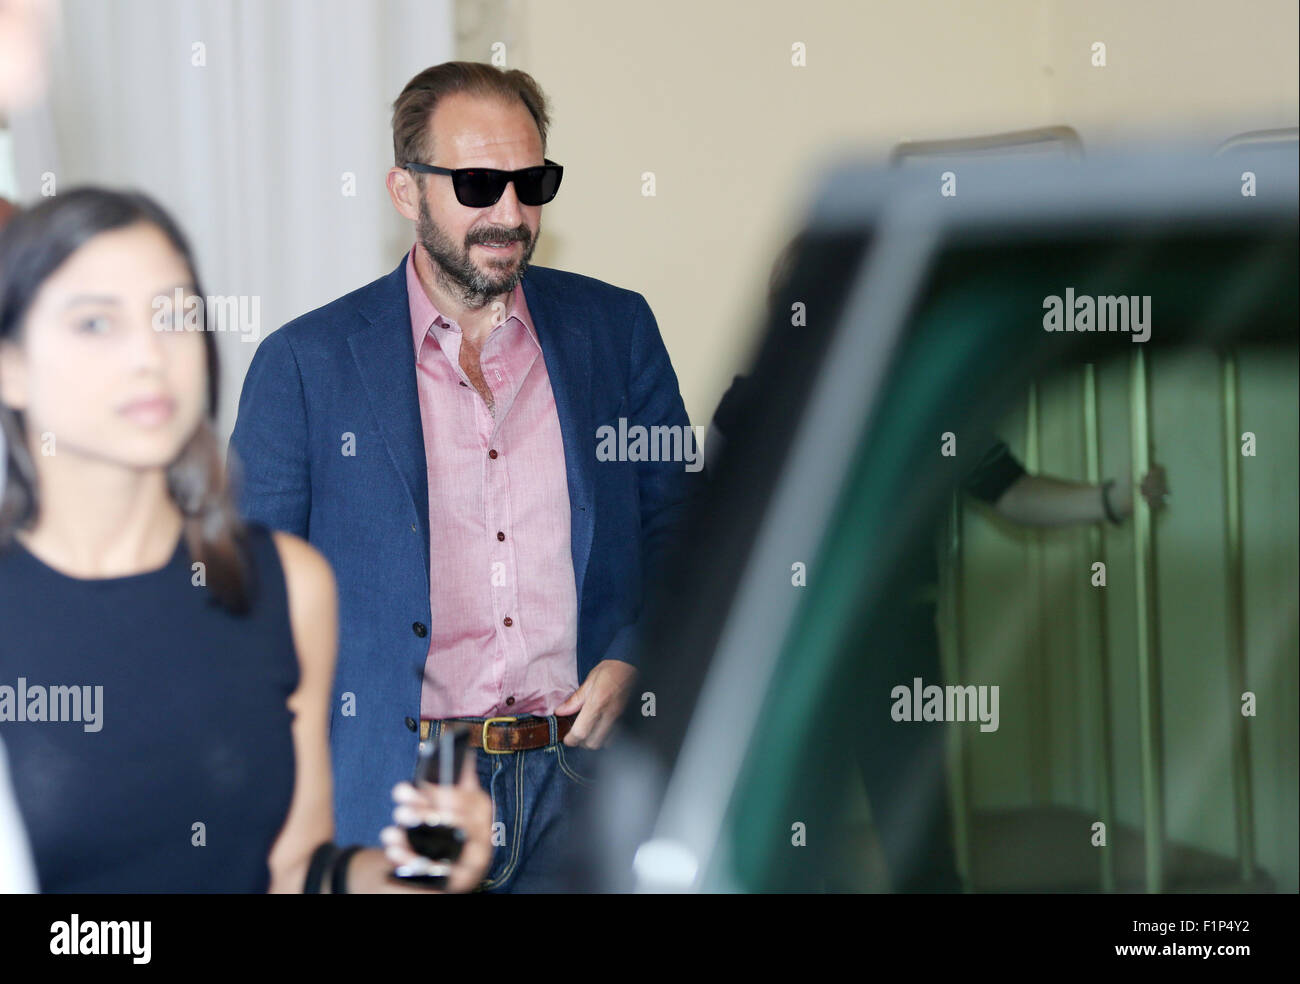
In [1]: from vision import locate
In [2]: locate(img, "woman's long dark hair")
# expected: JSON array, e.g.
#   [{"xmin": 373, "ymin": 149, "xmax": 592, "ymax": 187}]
[{"xmin": 0, "ymin": 188, "xmax": 250, "ymax": 611}]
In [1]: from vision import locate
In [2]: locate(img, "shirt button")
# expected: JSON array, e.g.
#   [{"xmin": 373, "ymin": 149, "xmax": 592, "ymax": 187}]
[
  {"xmin": 496, "ymin": 531, "xmax": 505, "ymax": 541},
  {"xmin": 412, "ymin": 621, "xmax": 427, "ymax": 638},
  {"xmin": 404, "ymin": 717, "xmax": 417, "ymax": 732},
  {"xmin": 505, "ymin": 696, "xmax": 515, "ymax": 707},
  {"xmin": 410, "ymin": 523, "xmax": 417, "ymax": 532},
  {"xmin": 488, "ymin": 449, "xmax": 498, "ymax": 459},
  {"xmin": 503, "ymin": 616, "xmax": 513, "ymax": 627}
]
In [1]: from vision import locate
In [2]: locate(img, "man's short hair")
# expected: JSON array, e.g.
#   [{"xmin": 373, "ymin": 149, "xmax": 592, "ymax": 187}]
[{"xmin": 392, "ymin": 61, "xmax": 551, "ymax": 168}]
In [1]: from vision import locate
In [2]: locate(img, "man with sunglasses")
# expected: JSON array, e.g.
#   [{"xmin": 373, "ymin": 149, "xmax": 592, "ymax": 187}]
[{"xmin": 230, "ymin": 62, "xmax": 699, "ymax": 892}]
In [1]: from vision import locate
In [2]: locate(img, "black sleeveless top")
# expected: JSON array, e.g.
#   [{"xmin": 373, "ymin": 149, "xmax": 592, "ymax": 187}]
[{"xmin": 0, "ymin": 522, "xmax": 298, "ymax": 892}]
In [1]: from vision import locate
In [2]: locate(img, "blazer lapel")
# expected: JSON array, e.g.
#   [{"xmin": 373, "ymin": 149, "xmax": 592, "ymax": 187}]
[
  {"xmin": 522, "ymin": 268, "xmax": 596, "ymax": 607},
  {"xmin": 348, "ymin": 258, "xmax": 432, "ymax": 586}
]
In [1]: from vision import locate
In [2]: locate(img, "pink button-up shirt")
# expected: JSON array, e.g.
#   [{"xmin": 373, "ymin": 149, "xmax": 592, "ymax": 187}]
[{"xmin": 406, "ymin": 248, "xmax": 579, "ymax": 720}]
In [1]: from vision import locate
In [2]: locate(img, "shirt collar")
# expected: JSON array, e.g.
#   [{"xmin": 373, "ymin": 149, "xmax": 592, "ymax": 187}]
[{"xmin": 406, "ymin": 245, "xmax": 538, "ymax": 357}]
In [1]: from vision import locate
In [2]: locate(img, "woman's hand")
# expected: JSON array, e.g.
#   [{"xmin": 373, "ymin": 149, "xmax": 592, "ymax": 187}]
[{"xmin": 353, "ymin": 756, "xmax": 494, "ymax": 894}]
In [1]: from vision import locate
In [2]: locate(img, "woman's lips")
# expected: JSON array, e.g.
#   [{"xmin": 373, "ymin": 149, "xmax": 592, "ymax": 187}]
[{"xmin": 118, "ymin": 396, "xmax": 176, "ymax": 427}]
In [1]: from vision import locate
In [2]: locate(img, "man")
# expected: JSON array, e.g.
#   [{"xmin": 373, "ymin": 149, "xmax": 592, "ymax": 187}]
[{"xmin": 231, "ymin": 62, "xmax": 698, "ymax": 892}]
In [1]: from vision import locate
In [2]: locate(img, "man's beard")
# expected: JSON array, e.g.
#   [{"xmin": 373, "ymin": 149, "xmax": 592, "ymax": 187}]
[{"xmin": 417, "ymin": 197, "xmax": 536, "ymax": 309}]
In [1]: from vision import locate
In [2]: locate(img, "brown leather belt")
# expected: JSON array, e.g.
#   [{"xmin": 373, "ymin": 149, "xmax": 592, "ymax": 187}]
[{"xmin": 419, "ymin": 714, "xmax": 577, "ymax": 753}]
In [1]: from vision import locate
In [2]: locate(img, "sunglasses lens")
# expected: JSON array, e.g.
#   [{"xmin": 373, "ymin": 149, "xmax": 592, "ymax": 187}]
[
  {"xmin": 515, "ymin": 166, "xmax": 562, "ymax": 206},
  {"xmin": 451, "ymin": 166, "xmax": 562, "ymax": 207},
  {"xmin": 454, "ymin": 170, "xmax": 508, "ymax": 208}
]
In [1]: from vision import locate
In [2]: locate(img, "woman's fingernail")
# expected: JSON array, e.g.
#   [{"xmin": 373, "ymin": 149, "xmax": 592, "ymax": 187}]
[{"xmin": 394, "ymin": 805, "xmax": 420, "ymax": 826}]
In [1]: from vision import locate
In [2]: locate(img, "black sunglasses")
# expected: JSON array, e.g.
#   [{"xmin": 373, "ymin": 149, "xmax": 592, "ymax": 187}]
[{"xmin": 403, "ymin": 158, "xmax": 564, "ymax": 208}]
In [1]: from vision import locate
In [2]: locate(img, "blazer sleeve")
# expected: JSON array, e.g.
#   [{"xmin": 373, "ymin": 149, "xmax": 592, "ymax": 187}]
[
  {"xmin": 600, "ymin": 294, "xmax": 702, "ymax": 668},
  {"xmin": 227, "ymin": 328, "xmax": 312, "ymax": 538}
]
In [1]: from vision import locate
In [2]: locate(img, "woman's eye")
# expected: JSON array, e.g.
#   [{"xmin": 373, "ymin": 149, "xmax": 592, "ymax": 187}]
[{"xmin": 76, "ymin": 316, "xmax": 112, "ymax": 334}]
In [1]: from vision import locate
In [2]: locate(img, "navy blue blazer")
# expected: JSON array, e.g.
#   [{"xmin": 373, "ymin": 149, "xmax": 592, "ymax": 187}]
[{"xmin": 228, "ymin": 256, "xmax": 698, "ymax": 843}]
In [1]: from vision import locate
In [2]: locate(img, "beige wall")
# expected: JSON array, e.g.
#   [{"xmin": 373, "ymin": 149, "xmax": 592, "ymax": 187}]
[{"xmin": 1045, "ymin": 1, "xmax": 1300, "ymax": 149}]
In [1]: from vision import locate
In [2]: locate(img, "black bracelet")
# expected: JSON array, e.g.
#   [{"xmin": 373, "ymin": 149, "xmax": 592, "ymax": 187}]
[
  {"xmin": 1101, "ymin": 479, "xmax": 1122, "ymax": 525},
  {"xmin": 303, "ymin": 842, "xmax": 339, "ymax": 894},
  {"xmin": 329, "ymin": 845, "xmax": 365, "ymax": 895}
]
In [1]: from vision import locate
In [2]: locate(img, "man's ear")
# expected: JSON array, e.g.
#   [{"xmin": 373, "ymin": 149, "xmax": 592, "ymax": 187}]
[
  {"xmin": 386, "ymin": 166, "xmax": 421, "ymax": 223},
  {"xmin": 0, "ymin": 341, "xmax": 28, "ymax": 411}
]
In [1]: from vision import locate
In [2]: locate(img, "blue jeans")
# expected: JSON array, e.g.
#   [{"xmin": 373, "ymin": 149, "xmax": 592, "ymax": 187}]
[{"xmin": 425, "ymin": 715, "xmax": 596, "ymax": 893}]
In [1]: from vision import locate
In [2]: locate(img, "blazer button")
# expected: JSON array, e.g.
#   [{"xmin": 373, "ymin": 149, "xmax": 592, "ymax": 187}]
[
  {"xmin": 404, "ymin": 717, "xmax": 417, "ymax": 732},
  {"xmin": 412, "ymin": 621, "xmax": 427, "ymax": 638}
]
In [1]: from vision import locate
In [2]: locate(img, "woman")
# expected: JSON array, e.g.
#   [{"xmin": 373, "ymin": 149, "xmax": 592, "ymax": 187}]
[{"xmin": 0, "ymin": 188, "xmax": 491, "ymax": 892}]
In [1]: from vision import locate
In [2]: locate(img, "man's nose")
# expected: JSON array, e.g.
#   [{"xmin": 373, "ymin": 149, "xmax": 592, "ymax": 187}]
[{"xmin": 487, "ymin": 179, "xmax": 525, "ymax": 224}]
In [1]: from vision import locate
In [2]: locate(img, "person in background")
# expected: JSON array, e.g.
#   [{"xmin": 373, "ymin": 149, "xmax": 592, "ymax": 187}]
[
  {"xmin": 0, "ymin": 737, "xmax": 37, "ymax": 892},
  {"xmin": 0, "ymin": 198, "xmax": 13, "ymax": 514},
  {"xmin": 0, "ymin": 0, "xmax": 50, "ymax": 894},
  {"xmin": 0, "ymin": 188, "xmax": 492, "ymax": 893},
  {"xmin": 706, "ymin": 232, "xmax": 1169, "ymax": 891},
  {"xmin": 0, "ymin": 0, "xmax": 53, "ymax": 117}
]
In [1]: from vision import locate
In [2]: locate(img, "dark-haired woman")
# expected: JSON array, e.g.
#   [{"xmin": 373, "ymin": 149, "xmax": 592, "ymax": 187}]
[{"xmin": 0, "ymin": 188, "xmax": 492, "ymax": 892}]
